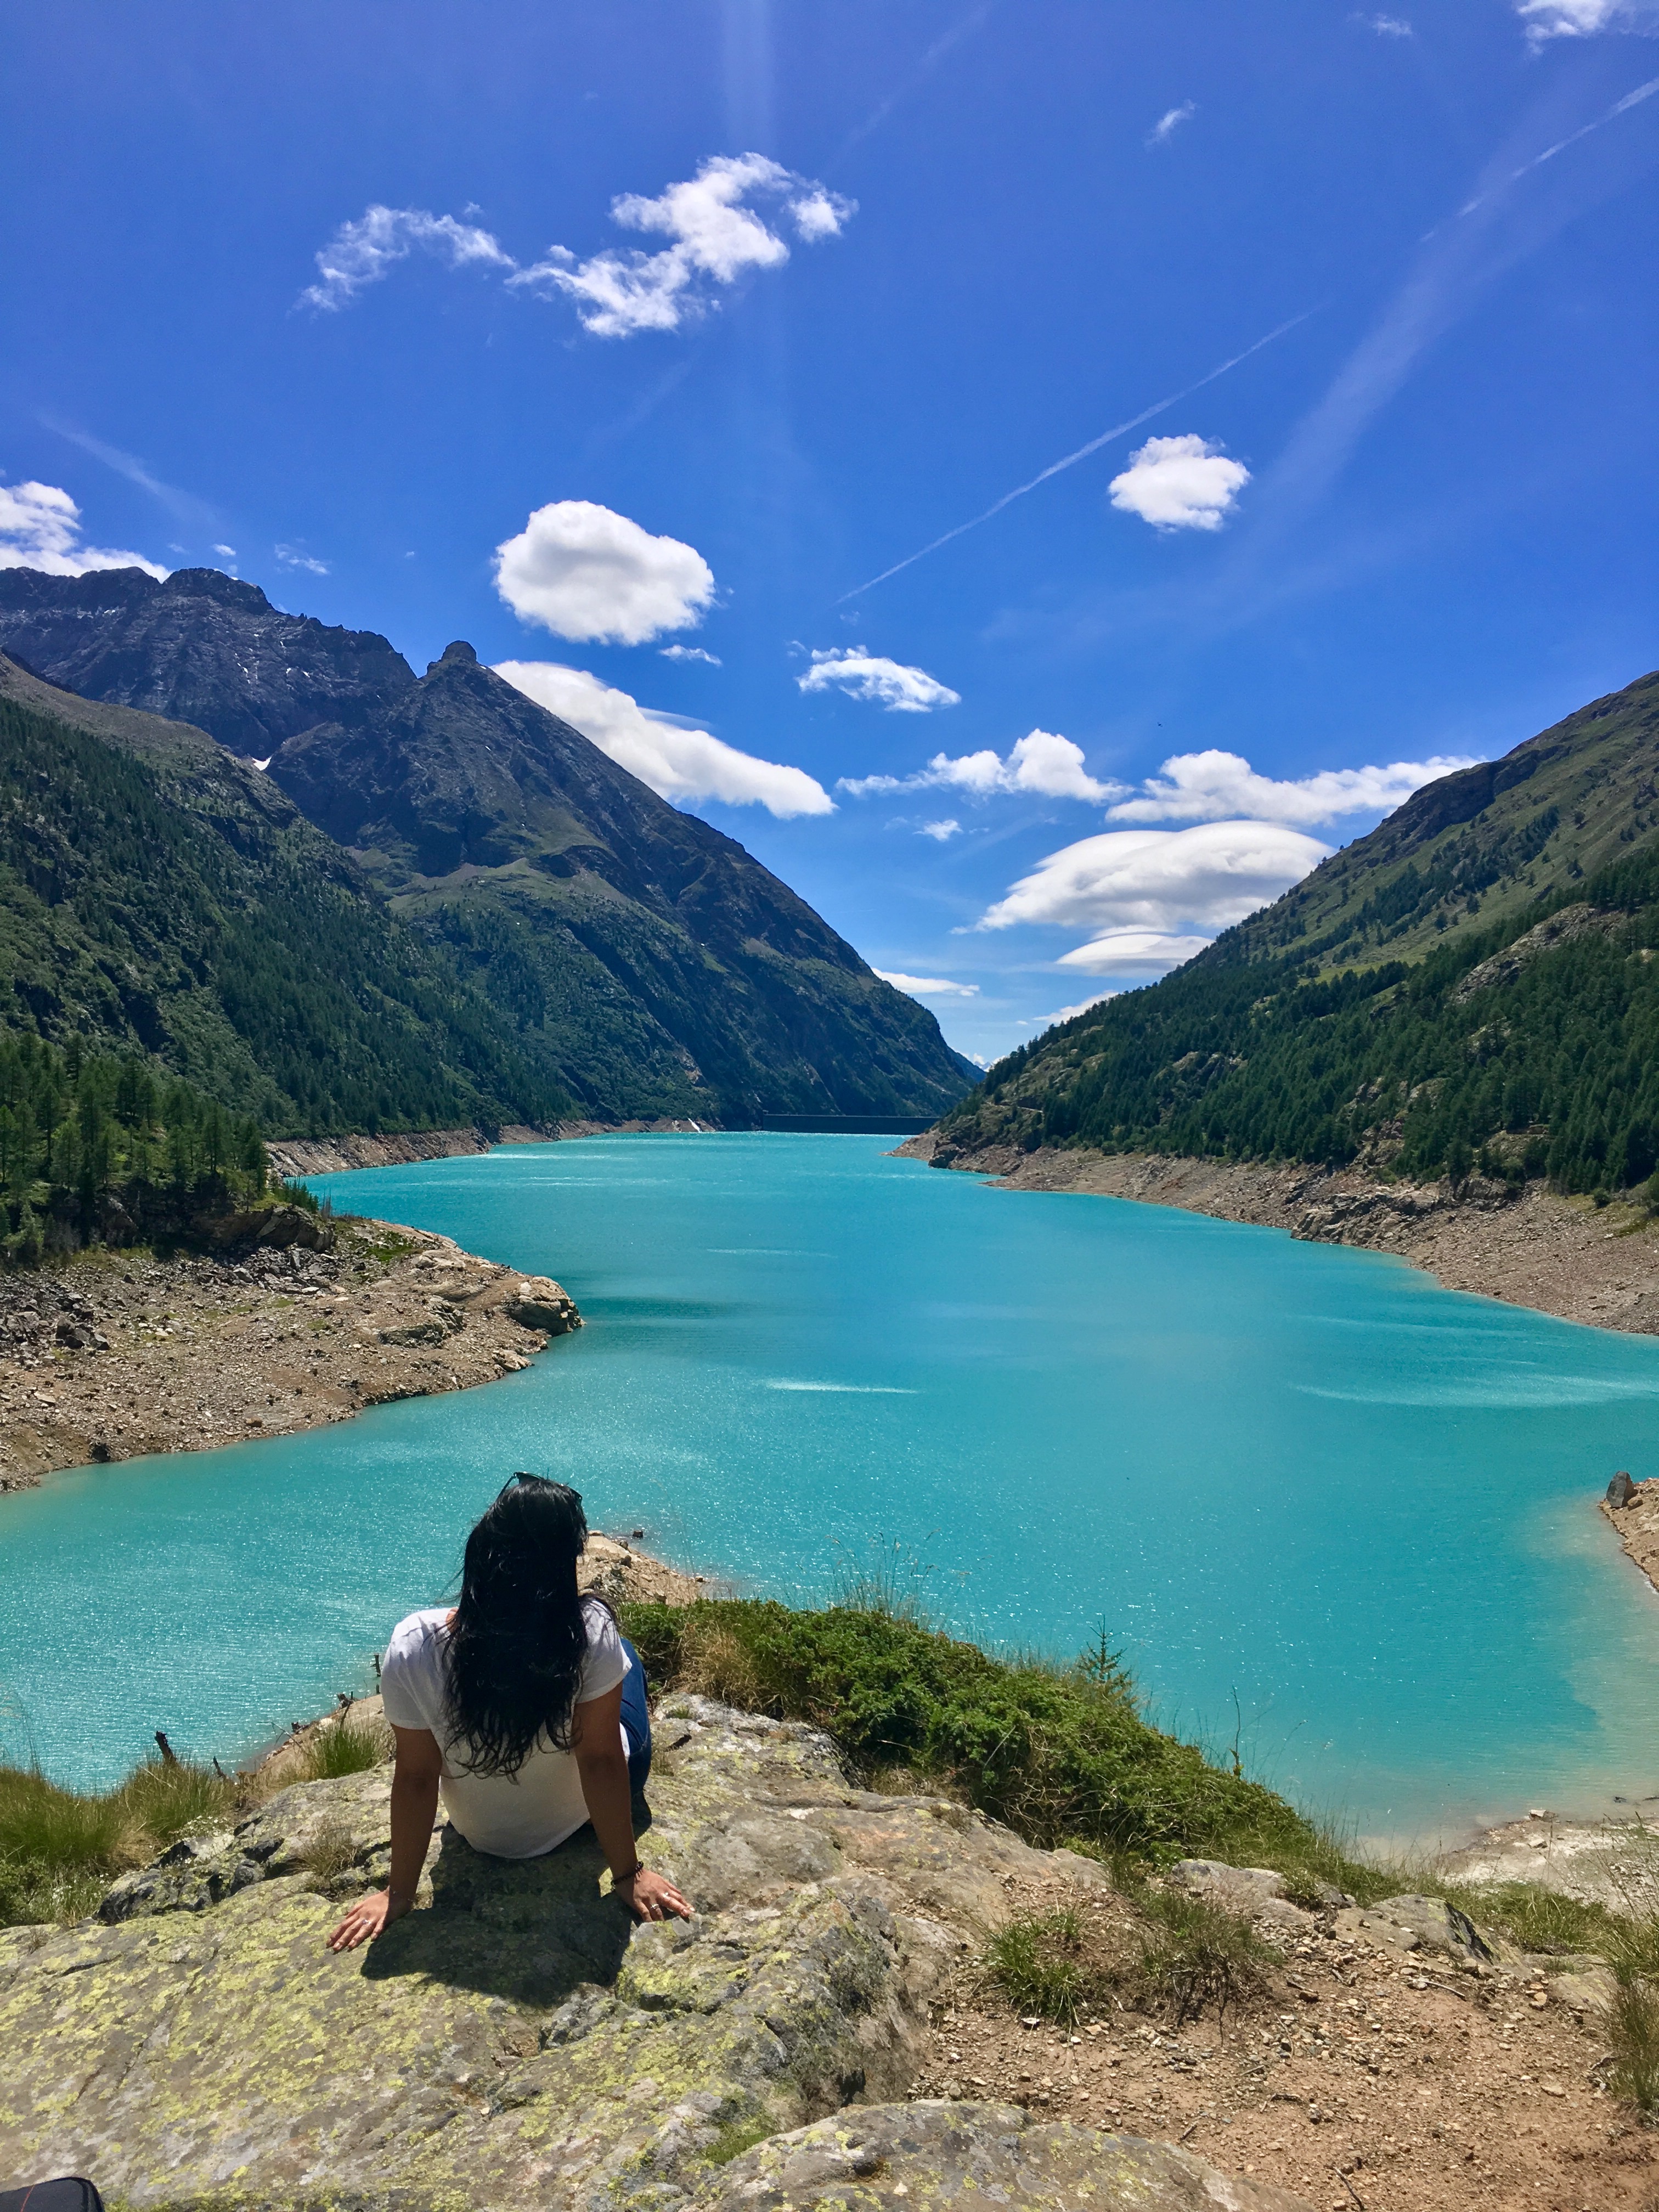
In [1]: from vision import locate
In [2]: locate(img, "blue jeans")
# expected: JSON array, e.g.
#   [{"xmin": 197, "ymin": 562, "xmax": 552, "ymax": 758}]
[{"xmin": 619, "ymin": 1636, "xmax": 651, "ymax": 1795}]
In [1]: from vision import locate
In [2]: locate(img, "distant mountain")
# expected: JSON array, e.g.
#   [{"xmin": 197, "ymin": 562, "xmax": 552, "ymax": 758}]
[
  {"xmin": 0, "ymin": 566, "xmax": 974, "ymax": 1124},
  {"xmin": 938, "ymin": 667, "xmax": 1659, "ymax": 1195},
  {"xmin": 0, "ymin": 656, "xmax": 569, "ymax": 1135},
  {"xmin": 0, "ymin": 566, "xmax": 413, "ymax": 756}
]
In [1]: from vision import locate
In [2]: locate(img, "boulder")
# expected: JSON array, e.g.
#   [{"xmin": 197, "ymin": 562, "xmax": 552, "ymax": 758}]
[
  {"xmin": 1333, "ymin": 1893, "xmax": 1502, "ymax": 1963},
  {"xmin": 1607, "ymin": 1470, "xmax": 1638, "ymax": 1508},
  {"xmin": 505, "ymin": 1274, "xmax": 582, "ymax": 1336},
  {"xmin": 0, "ymin": 1697, "xmax": 1116, "ymax": 2210},
  {"xmin": 207, "ymin": 1203, "xmax": 335, "ymax": 1254},
  {"xmin": 693, "ymin": 2100, "xmax": 1314, "ymax": 2210}
]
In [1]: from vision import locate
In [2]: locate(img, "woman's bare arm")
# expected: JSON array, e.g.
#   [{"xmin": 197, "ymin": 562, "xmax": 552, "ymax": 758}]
[
  {"xmin": 326, "ymin": 1723, "xmax": 442, "ymax": 1952},
  {"xmin": 572, "ymin": 1682, "xmax": 691, "ymax": 1922}
]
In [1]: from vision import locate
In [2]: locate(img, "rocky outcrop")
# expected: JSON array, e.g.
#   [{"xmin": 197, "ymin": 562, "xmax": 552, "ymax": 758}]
[
  {"xmin": 698, "ymin": 2101, "xmax": 1312, "ymax": 2210},
  {"xmin": 1450, "ymin": 902, "xmax": 1624, "ymax": 1003},
  {"xmin": 1600, "ymin": 1470, "xmax": 1659, "ymax": 1596},
  {"xmin": 0, "ymin": 566, "xmax": 415, "ymax": 757},
  {"xmin": 0, "ymin": 1698, "xmax": 1302, "ymax": 2211}
]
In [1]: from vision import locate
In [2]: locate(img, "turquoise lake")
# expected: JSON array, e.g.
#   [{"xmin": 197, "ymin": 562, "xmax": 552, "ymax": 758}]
[{"xmin": 5, "ymin": 1133, "xmax": 1659, "ymax": 1843}]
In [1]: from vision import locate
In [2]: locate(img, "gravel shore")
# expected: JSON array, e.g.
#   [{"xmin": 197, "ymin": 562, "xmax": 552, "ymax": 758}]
[
  {"xmin": 904, "ymin": 1134, "xmax": 1659, "ymax": 1338},
  {"xmin": 0, "ymin": 1212, "xmax": 580, "ymax": 1491}
]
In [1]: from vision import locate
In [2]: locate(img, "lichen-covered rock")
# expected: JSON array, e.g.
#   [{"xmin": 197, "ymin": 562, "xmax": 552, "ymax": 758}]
[
  {"xmin": 0, "ymin": 1698, "xmax": 1111, "ymax": 2211},
  {"xmin": 690, "ymin": 2101, "xmax": 1315, "ymax": 2211}
]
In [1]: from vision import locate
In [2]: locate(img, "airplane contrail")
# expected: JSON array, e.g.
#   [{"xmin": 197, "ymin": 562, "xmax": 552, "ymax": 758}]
[{"xmin": 837, "ymin": 306, "xmax": 1319, "ymax": 603}]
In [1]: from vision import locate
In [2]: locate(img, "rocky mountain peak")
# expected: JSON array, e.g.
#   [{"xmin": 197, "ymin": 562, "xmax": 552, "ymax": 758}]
[{"xmin": 431, "ymin": 639, "xmax": 478, "ymax": 668}]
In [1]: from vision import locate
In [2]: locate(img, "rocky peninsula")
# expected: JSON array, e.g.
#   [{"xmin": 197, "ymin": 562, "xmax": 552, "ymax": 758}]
[
  {"xmin": 905, "ymin": 1134, "xmax": 1659, "ymax": 1340},
  {"xmin": 0, "ymin": 1209, "xmax": 580, "ymax": 1490}
]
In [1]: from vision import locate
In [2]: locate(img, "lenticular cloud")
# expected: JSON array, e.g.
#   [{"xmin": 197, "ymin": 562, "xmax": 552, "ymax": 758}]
[{"xmin": 493, "ymin": 659, "xmax": 832, "ymax": 819}]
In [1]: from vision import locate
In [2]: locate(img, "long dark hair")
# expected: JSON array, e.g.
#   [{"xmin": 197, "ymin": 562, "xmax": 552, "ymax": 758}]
[{"xmin": 443, "ymin": 1475, "xmax": 600, "ymax": 1778}]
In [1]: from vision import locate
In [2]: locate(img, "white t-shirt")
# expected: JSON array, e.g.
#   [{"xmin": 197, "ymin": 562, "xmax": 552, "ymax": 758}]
[{"xmin": 379, "ymin": 1598, "xmax": 630, "ymax": 1859}]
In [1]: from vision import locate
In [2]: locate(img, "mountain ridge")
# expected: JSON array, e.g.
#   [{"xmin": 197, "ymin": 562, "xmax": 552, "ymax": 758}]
[{"xmin": 0, "ymin": 568, "xmax": 974, "ymax": 1126}]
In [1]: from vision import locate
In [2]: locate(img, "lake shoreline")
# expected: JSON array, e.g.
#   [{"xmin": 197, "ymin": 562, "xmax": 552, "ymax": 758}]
[
  {"xmin": 905, "ymin": 1131, "xmax": 1659, "ymax": 1343},
  {"xmin": 0, "ymin": 1214, "xmax": 579, "ymax": 1492},
  {"xmin": 264, "ymin": 1117, "xmax": 718, "ymax": 1177}
]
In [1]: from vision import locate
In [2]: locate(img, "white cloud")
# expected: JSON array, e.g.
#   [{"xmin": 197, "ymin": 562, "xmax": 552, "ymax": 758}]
[
  {"xmin": 494, "ymin": 659, "xmax": 832, "ymax": 818},
  {"xmin": 975, "ymin": 820, "xmax": 1329, "ymax": 935},
  {"xmin": 1147, "ymin": 101, "xmax": 1196, "ymax": 145},
  {"xmin": 799, "ymin": 648, "xmax": 960, "ymax": 713},
  {"xmin": 1357, "ymin": 12, "xmax": 1414, "ymax": 32},
  {"xmin": 840, "ymin": 729, "xmax": 1122, "ymax": 804},
  {"xmin": 874, "ymin": 970, "xmax": 980, "ymax": 998},
  {"xmin": 275, "ymin": 543, "xmax": 329, "ymax": 576},
  {"xmin": 509, "ymin": 154, "xmax": 855, "ymax": 338},
  {"xmin": 0, "ymin": 481, "xmax": 166, "ymax": 579},
  {"xmin": 300, "ymin": 205, "xmax": 515, "ymax": 311},
  {"xmin": 1040, "ymin": 991, "xmax": 1120, "ymax": 1025},
  {"xmin": 918, "ymin": 817, "xmax": 961, "ymax": 842},
  {"xmin": 212, "ymin": 541, "xmax": 237, "ymax": 558},
  {"xmin": 1514, "ymin": 0, "xmax": 1656, "ymax": 39},
  {"xmin": 1108, "ymin": 434, "xmax": 1250, "ymax": 532},
  {"xmin": 660, "ymin": 644, "xmax": 721, "ymax": 665},
  {"xmin": 1107, "ymin": 746, "xmax": 1479, "ymax": 828},
  {"xmin": 494, "ymin": 500, "xmax": 714, "ymax": 646},
  {"xmin": 1056, "ymin": 929, "xmax": 1212, "ymax": 973}
]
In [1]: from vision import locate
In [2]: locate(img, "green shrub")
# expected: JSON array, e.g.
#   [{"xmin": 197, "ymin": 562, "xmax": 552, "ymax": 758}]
[{"xmin": 620, "ymin": 1599, "xmax": 1317, "ymax": 1863}]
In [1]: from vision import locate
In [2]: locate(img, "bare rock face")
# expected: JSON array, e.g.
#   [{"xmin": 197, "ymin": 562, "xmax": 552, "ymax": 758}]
[
  {"xmin": 505, "ymin": 1274, "xmax": 582, "ymax": 1336},
  {"xmin": 693, "ymin": 2101, "xmax": 1314, "ymax": 2211},
  {"xmin": 0, "ymin": 1698, "xmax": 1139, "ymax": 2211}
]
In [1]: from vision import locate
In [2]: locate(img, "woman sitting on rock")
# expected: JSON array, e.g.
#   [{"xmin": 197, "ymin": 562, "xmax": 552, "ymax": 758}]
[{"xmin": 328, "ymin": 1474, "xmax": 691, "ymax": 1949}]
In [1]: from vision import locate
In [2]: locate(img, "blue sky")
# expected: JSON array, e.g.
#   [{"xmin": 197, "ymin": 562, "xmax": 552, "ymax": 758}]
[{"xmin": 3, "ymin": 1, "xmax": 1656, "ymax": 1063}]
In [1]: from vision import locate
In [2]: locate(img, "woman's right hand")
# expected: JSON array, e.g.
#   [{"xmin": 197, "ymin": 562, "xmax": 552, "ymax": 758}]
[
  {"xmin": 614, "ymin": 1865, "xmax": 692, "ymax": 1922},
  {"xmin": 326, "ymin": 1887, "xmax": 411, "ymax": 1952}
]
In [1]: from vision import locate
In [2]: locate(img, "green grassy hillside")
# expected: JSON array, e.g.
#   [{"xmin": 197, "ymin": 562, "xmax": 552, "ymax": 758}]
[
  {"xmin": 939, "ymin": 667, "xmax": 1659, "ymax": 1194},
  {"xmin": 0, "ymin": 661, "xmax": 570, "ymax": 1136}
]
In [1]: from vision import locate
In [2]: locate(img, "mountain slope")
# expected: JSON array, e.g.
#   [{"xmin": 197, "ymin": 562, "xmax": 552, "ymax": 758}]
[
  {"xmin": 938, "ymin": 667, "xmax": 1659, "ymax": 1194},
  {"xmin": 0, "ymin": 567, "xmax": 975, "ymax": 1123},
  {"xmin": 0, "ymin": 657, "xmax": 569, "ymax": 1134},
  {"xmin": 1229, "ymin": 669, "xmax": 1659, "ymax": 972},
  {"xmin": 267, "ymin": 642, "xmax": 976, "ymax": 1120}
]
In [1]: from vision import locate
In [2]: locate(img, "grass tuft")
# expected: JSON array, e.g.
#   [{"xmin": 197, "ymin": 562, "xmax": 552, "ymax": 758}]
[
  {"xmin": 1606, "ymin": 1977, "xmax": 1659, "ymax": 2115},
  {"xmin": 298, "ymin": 1814, "xmax": 359, "ymax": 1892},
  {"xmin": 0, "ymin": 1754, "xmax": 241, "ymax": 1928},
  {"xmin": 702, "ymin": 2115, "xmax": 777, "ymax": 2167},
  {"xmin": 291, "ymin": 1713, "xmax": 391, "ymax": 1782},
  {"xmin": 1132, "ymin": 1886, "xmax": 1274, "ymax": 2025},
  {"xmin": 983, "ymin": 1909, "xmax": 1087, "ymax": 2028}
]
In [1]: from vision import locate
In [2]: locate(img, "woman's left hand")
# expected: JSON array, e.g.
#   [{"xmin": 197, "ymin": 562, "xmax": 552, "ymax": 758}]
[{"xmin": 614, "ymin": 1865, "xmax": 692, "ymax": 1921}]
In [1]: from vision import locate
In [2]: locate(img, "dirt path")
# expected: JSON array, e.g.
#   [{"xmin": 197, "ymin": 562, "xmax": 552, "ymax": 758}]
[
  {"xmin": 914, "ymin": 1867, "xmax": 1654, "ymax": 2212},
  {"xmin": 905, "ymin": 1135, "xmax": 1659, "ymax": 1341},
  {"xmin": 0, "ymin": 1212, "xmax": 580, "ymax": 1490}
]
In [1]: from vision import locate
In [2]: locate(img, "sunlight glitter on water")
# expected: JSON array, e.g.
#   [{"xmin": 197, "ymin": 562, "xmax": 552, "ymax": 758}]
[{"xmin": 4, "ymin": 1133, "xmax": 1658, "ymax": 1844}]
